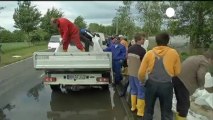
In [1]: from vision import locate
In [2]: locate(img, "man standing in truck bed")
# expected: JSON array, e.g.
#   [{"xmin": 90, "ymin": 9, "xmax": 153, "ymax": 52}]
[{"xmin": 51, "ymin": 17, "xmax": 85, "ymax": 52}]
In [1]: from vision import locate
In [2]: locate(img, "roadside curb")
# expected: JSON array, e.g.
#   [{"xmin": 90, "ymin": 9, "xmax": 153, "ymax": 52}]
[{"xmin": 115, "ymin": 86, "xmax": 135, "ymax": 120}]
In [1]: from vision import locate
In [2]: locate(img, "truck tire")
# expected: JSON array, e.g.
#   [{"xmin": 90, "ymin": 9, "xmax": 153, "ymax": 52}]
[{"xmin": 50, "ymin": 85, "xmax": 61, "ymax": 92}]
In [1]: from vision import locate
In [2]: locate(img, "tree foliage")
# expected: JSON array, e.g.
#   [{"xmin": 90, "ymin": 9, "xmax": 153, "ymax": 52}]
[
  {"xmin": 88, "ymin": 23, "xmax": 115, "ymax": 36},
  {"xmin": 74, "ymin": 16, "xmax": 87, "ymax": 29},
  {"xmin": 13, "ymin": 1, "xmax": 41, "ymax": 41},
  {"xmin": 136, "ymin": 1, "xmax": 166, "ymax": 36},
  {"xmin": 167, "ymin": 1, "xmax": 213, "ymax": 48},
  {"xmin": 0, "ymin": 30, "xmax": 13, "ymax": 43},
  {"xmin": 40, "ymin": 7, "xmax": 63, "ymax": 38},
  {"xmin": 112, "ymin": 2, "xmax": 135, "ymax": 39}
]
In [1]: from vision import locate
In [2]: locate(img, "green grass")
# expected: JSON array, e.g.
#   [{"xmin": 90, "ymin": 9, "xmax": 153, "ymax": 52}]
[
  {"xmin": 0, "ymin": 43, "xmax": 47, "ymax": 67},
  {"xmin": 0, "ymin": 41, "xmax": 47, "ymax": 52},
  {"xmin": 1, "ymin": 42, "xmax": 29, "ymax": 52}
]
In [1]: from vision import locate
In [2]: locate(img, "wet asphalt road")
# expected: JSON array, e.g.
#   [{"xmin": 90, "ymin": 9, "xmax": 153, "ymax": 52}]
[{"xmin": 0, "ymin": 49, "xmax": 133, "ymax": 120}]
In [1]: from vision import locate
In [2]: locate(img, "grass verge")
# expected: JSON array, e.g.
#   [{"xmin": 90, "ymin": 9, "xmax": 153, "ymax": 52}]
[{"xmin": 0, "ymin": 44, "xmax": 47, "ymax": 67}]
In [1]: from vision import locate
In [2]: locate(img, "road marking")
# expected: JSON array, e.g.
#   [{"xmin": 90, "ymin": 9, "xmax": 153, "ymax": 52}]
[
  {"xmin": 40, "ymin": 73, "xmax": 45, "ymax": 78},
  {"xmin": 12, "ymin": 55, "xmax": 22, "ymax": 58}
]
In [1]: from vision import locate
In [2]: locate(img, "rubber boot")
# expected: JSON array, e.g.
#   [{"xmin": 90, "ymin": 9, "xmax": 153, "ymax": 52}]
[
  {"xmin": 131, "ymin": 95, "xmax": 137, "ymax": 111},
  {"xmin": 137, "ymin": 99, "xmax": 145, "ymax": 117},
  {"xmin": 176, "ymin": 113, "xmax": 186, "ymax": 120}
]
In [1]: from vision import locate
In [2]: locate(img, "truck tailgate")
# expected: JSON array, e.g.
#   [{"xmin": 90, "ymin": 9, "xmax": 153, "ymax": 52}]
[{"xmin": 33, "ymin": 52, "xmax": 112, "ymax": 71}]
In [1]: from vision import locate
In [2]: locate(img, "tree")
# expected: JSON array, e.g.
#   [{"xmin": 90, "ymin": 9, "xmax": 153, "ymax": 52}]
[
  {"xmin": 112, "ymin": 1, "xmax": 135, "ymax": 39},
  {"xmin": 167, "ymin": 1, "xmax": 213, "ymax": 48},
  {"xmin": 88, "ymin": 23, "xmax": 100, "ymax": 32},
  {"xmin": 40, "ymin": 7, "xmax": 63, "ymax": 38},
  {"xmin": 0, "ymin": 30, "xmax": 13, "ymax": 43},
  {"xmin": 12, "ymin": 30, "xmax": 27, "ymax": 42},
  {"xmin": 136, "ymin": 1, "xmax": 166, "ymax": 37},
  {"xmin": 74, "ymin": 16, "xmax": 87, "ymax": 29},
  {"xmin": 13, "ymin": 1, "xmax": 41, "ymax": 43}
]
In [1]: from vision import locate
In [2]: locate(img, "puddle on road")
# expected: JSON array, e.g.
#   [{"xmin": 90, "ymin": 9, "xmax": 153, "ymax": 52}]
[{"xmin": 1, "ymin": 84, "xmax": 129, "ymax": 120}]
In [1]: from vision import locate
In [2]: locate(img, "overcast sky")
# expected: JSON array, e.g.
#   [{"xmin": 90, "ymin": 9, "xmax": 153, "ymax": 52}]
[{"xmin": 0, "ymin": 1, "xmax": 140, "ymax": 32}]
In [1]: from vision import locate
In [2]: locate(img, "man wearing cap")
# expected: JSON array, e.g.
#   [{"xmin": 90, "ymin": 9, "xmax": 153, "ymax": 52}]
[
  {"xmin": 50, "ymin": 17, "xmax": 85, "ymax": 52},
  {"xmin": 103, "ymin": 36, "xmax": 126, "ymax": 85}
]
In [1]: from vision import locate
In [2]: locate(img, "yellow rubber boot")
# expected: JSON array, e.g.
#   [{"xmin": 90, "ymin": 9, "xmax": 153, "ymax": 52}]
[
  {"xmin": 176, "ymin": 113, "xmax": 186, "ymax": 120},
  {"xmin": 136, "ymin": 99, "xmax": 145, "ymax": 117},
  {"xmin": 131, "ymin": 95, "xmax": 137, "ymax": 111}
]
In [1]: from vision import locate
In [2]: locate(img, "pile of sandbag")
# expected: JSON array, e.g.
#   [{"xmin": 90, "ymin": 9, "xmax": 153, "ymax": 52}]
[
  {"xmin": 172, "ymin": 72, "xmax": 213, "ymax": 120},
  {"xmin": 192, "ymin": 72, "xmax": 213, "ymax": 109}
]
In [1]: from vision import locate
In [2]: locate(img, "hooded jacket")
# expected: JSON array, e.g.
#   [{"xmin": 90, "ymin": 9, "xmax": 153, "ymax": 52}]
[{"xmin": 138, "ymin": 46, "xmax": 181, "ymax": 82}]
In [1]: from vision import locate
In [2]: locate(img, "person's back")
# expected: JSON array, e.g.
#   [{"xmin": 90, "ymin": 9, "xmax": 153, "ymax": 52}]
[
  {"xmin": 178, "ymin": 55, "xmax": 210, "ymax": 95},
  {"xmin": 138, "ymin": 46, "xmax": 181, "ymax": 81},
  {"xmin": 172, "ymin": 49, "xmax": 212, "ymax": 120},
  {"xmin": 51, "ymin": 17, "xmax": 85, "ymax": 52},
  {"xmin": 138, "ymin": 33, "xmax": 181, "ymax": 120},
  {"xmin": 57, "ymin": 18, "xmax": 78, "ymax": 33},
  {"xmin": 80, "ymin": 28, "xmax": 94, "ymax": 40}
]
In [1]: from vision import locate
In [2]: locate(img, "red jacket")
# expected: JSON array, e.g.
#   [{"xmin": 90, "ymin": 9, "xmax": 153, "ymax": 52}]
[{"xmin": 56, "ymin": 18, "xmax": 84, "ymax": 50}]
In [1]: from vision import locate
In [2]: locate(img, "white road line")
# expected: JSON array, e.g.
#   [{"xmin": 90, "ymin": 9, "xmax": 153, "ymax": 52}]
[
  {"xmin": 40, "ymin": 73, "xmax": 45, "ymax": 78},
  {"xmin": 0, "ymin": 57, "xmax": 33, "ymax": 69}
]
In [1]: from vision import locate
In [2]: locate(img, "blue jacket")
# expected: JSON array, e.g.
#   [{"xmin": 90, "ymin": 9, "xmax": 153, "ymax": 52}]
[
  {"xmin": 104, "ymin": 43, "xmax": 126, "ymax": 61},
  {"xmin": 106, "ymin": 38, "xmax": 113, "ymax": 47}
]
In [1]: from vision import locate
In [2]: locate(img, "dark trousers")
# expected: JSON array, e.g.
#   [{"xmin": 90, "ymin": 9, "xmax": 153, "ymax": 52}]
[
  {"xmin": 112, "ymin": 60, "xmax": 123, "ymax": 84},
  {"xmin": 144, "ymin": 80, "xmax": 173, "ymax": 120},
  {"xmin": 80, "ymin": 34, "xmax": 93, "ymax": 52},
  {"xmin": 122, "ymin": 59, "xmax": 128, "ymax": 67},
  {"xmin": 172, "ymin": 76, "xmax": 190, "ymax": 117}
]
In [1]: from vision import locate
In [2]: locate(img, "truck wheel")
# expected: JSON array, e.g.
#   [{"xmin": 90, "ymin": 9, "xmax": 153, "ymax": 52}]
[{"xmin": 50, "ymin": 85, "xmax": 61, "ymax": 92}]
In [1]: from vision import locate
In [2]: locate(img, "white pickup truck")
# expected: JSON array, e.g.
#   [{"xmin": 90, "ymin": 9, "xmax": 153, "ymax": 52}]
[{"xmin": 33, "ymin": 35, "xmax": 113, "ymax": 91}]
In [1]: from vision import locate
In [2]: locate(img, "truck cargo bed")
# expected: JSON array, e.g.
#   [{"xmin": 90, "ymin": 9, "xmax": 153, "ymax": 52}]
[{"xmin": 33, "ymin": 52, "xmax": 112, "ymax": 71}]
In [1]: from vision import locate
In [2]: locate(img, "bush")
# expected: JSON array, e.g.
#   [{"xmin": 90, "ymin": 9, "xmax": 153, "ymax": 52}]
[
  {"xmin": 12, "ymin": 30, "xmax": 27, "ymax": 42},
  {"xmin": 0, "ymin": 30, "xmax": 13, "ymax": 42},
  {"xmin": 30, "ymin": 30, "xmax": 42, "ymax": 45}
]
